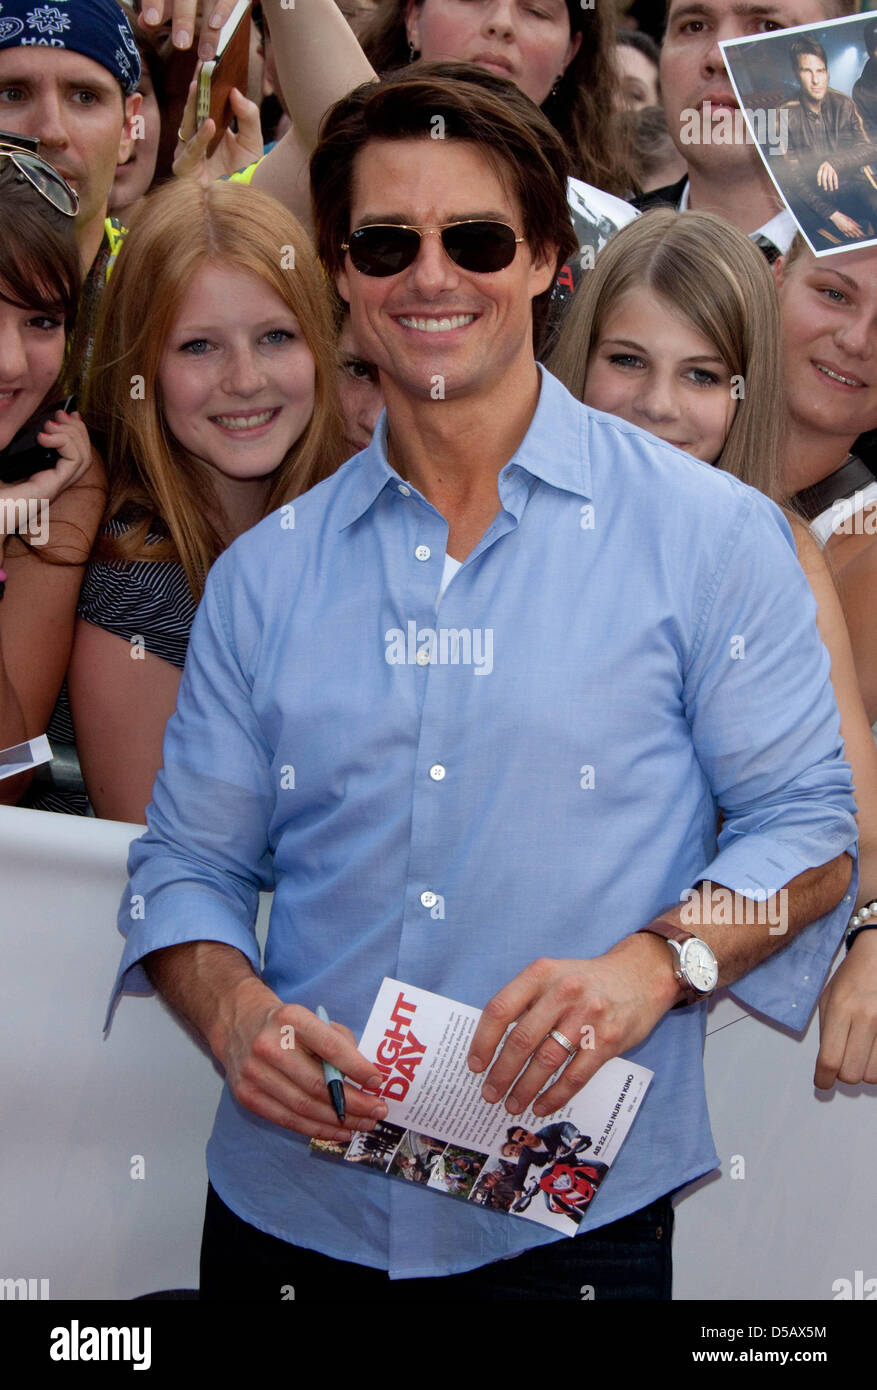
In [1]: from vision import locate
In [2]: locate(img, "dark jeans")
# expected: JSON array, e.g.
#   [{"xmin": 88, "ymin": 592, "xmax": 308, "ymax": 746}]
[{"xmin": 199, "ymin": 1182, "xmax": 674, "ymax": 1301}]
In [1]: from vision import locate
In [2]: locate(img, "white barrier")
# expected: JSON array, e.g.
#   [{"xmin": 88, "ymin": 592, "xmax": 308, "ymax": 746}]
[{"xmin": 1, "ymin": 804, "xmax": 874, "ymax": 1301}]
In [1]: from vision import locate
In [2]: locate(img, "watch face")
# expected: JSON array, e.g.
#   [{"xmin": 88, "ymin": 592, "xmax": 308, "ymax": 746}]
[{"xmin": 680, "ymin": 938, "xmax": 719, "ymax": 994}]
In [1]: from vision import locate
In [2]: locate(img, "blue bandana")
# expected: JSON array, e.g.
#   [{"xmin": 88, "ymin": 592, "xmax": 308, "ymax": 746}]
[{"xmin": 0, "ymin": 0, "xmax": 141, "ymax": 94}]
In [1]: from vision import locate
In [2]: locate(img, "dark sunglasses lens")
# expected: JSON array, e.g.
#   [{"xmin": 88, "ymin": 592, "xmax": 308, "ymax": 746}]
[
  {"xmin": 349, "ymin": 226, "xmax": 420, "ymax": 277},
  {"xmin": 26, "ymin": 156, "xmax": 77, "ymax": 212},
  {"xmin": 1, "ymin": 149, "xmax": 78, "ymax": 214},
  {"xmin": 443, "ymin": 221, "xmax": 517, "ymax": 272},
  {"xmin": 23, "ymin": 155, "xmax": 76, "ymax": 213}
]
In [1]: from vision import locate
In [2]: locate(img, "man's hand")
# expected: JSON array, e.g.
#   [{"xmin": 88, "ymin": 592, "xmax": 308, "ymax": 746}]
[
  {"xmin": 817, "ymin": 160, "xmax": 839, "ymax": 191},
  {"xmin": 212, "ymin": 975, "xmax": 389, "ymax": 1141},
  {"xmin": 814, "ymin": 931, "xmax": 877, "ymax": 1089},
  {"xmin": 173, "ymin": 72, "xmax": 263, "ymax": 185},
  {"xmin": 138, "ymin": 0, "xmax": 242, "ymax": 61},
  {"xmin": 829, "ymin": 209, "xmax": 865, "ymax": 239},
  {"xmin": 467, "ymin": 935, "xmax": 682, "ymax": 1117}
]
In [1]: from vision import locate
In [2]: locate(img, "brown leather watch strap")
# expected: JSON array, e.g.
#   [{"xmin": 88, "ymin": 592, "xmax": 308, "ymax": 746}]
[
  {"xmin": 639, "ymin": 918, "xmax": 695, "ymax": 947},
  {"xmin": 636, "ymin": 919, "xmax": 702, "ymax": 1006}
]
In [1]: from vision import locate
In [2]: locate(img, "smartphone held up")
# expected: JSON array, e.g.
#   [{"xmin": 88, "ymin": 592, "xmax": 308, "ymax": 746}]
[{"xmin": 196, "ymin": 0, "xmax": 251, "ymax": 156}]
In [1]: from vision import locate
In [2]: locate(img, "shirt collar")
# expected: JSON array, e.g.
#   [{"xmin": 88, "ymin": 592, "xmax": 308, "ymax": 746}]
[
  {"xmin": 335, "ymin": 413, "xmax": 401, "ymax": 531},
  {"xmin": 679, "ymin": 179, "xmax": 795, "ymax": 255},
  {"xmin": 755, "ymin": 207, "xmax": 796, "ymax": 254},
  {"xmin": 336, "ymin": 364, "xmax": 591, "ymax": 531}
]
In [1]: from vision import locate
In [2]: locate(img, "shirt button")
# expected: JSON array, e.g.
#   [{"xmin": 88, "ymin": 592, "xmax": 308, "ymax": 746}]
[
  {"xmin": 420, "ymin": 890, "xmax": 437, "ymax": 908},
  {"xmin": 429, "ymin": 764, "xmax": 446, "ymax": 780},
  {"xmin": 398, "ymin": 484, "xmax": 411, "ymax": 497},
  {"xmin": 416, "ymin": 647, "xmax": 431, "ymax": 666},
  {"xmin": 415, "ymin": 544, "xmax": 431, "ymax": 562}
]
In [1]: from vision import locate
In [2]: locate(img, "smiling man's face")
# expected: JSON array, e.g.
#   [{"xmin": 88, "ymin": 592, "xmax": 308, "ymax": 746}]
[{"xmin": 335, "ymin": 136, "xmax": 555, "ymax": 409}]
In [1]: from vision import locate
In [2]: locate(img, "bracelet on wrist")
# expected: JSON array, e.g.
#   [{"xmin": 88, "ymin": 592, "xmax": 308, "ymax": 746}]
[{"xmin": 846, "ymin": 899, "xmax": 877, "ymax": 951}]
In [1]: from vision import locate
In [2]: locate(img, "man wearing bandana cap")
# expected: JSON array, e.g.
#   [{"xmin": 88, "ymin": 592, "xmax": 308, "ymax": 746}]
[{"xmin": 0, "ymin": 0, "xmax": 142, "ymax": 388}]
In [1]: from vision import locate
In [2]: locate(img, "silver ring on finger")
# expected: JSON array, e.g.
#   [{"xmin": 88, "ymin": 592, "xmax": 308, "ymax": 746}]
[{"xmin": 547, "ymin": 1028, "xmax": 577, "ymax": 1057}]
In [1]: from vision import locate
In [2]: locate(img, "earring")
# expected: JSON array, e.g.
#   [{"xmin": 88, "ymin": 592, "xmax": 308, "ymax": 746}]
[
  {"xmin": 548, "ymin": 73, "xmax": 562, "ymax": 99},
  {"xmin": 409, "ymin": 40, "xmax": 420, "ymax": 61}
]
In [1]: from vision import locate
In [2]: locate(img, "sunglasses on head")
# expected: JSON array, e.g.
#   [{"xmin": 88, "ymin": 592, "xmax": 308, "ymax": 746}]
[
  {"xmin": 341, "ymin": 220, "xmax": 524, "ymax": 277},
  {"xmin": 0, "ymin": 143, "xmax": 79, "ymax": 217}
]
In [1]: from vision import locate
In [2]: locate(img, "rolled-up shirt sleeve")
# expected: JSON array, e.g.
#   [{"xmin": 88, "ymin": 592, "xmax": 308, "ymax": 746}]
[
  {"xmin": 105, "ymin": 553, "xmax": 276, "ymax": 1027},
  {"xmin": 683, "ymin": 492, "xmax": 858, "ymax": 1028}
]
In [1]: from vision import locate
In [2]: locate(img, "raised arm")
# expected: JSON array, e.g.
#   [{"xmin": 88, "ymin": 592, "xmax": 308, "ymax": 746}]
[
  {"xmin": 147, "ymin": 0, "xmax": 376, "ymax": 228},
  {"xmin": 249, "ymin": 0, "xmax": 376, "ymax": 223}
]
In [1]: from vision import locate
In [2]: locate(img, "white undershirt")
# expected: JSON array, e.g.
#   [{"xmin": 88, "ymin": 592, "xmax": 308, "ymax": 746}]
[{"xmin": 438, "ymin": 553, "xmax": 462, "ymax": 602}]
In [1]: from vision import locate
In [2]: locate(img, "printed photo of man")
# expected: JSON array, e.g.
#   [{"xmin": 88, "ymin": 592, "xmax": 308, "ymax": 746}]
[{"xmin": 778, "ymin": 36, "xmax": 877, "ymax": 245}]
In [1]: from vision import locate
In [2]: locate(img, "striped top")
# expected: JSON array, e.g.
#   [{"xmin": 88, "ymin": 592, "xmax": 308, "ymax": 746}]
[{"xmin": 77, "ymin": 518, "xmax": 196, "ymax": 670}]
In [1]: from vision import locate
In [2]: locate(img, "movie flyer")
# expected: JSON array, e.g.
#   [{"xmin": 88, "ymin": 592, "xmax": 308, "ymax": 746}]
[{"xmin": 310, "ymin": 978, "xmax": 652, "ymax": 1235}]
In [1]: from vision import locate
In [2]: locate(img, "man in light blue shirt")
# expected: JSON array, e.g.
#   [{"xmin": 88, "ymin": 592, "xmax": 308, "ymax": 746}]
[{"xmin": 109, "ymin": 65, "xmax": 856, "ymax": 1300}]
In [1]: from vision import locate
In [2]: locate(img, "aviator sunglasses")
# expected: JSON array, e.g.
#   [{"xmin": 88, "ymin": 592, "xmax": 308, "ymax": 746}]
[
  {"xmin": 341, "ymin": 219, "xmax": 525, "ymax": 277},
  {"xmin": 0, "ymin": 137, "xmax": 79, "ymax": 217}
]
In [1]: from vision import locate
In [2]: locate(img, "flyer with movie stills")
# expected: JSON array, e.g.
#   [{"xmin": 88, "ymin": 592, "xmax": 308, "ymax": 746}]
[
  {"xmin": 310, "ymin": 978, "xmax": 652, "ymax": 1235},
  {"xmin": 721, "ymin": 10, "xmax": 877, "ymax": 255}
]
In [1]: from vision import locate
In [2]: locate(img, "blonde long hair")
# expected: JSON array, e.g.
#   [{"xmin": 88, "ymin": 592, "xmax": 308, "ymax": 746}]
[
  {"xmin": 546, "ymin": 209, "xmax": 784, "ymax": 501},
  {"xmin": 85, "ymin": 179, "xmax": 343, "ymax": 598}
]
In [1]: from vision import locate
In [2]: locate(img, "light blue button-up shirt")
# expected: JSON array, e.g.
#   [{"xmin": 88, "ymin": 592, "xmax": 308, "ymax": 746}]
[{"xmin": 108, "ymin": 366, "xmax": 857, "ymax": 1279}]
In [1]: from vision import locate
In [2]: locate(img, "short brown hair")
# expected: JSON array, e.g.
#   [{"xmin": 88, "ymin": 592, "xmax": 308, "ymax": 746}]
[
  {"xmin": 790, "ymin": 37, "xmax": 828, "ymax": 76},
  {"xmin": 310, "ymin": 63, "xmax": 578, "ymax": 349}
]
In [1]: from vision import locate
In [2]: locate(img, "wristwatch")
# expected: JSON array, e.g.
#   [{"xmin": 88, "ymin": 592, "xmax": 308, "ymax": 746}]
[{"xmin": 637, "ymin": 919, "xmax": 719, "ymax": 1005}]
